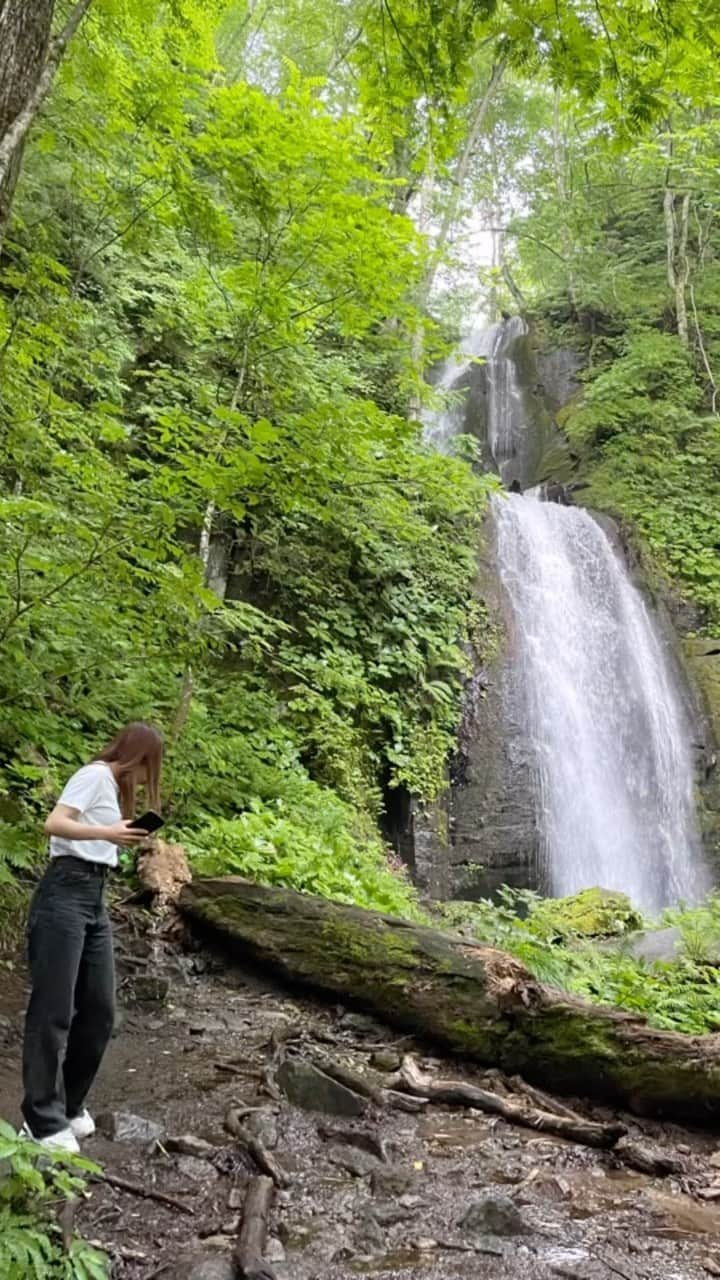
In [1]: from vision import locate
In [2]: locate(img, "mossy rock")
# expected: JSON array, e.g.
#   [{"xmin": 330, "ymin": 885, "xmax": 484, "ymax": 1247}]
[
  {"xmin": 684, "ymin": 637, "xmax": 720, "ymax": 736},
  {"xmin": 529, "ymin": 888, "xmax": 643, "ymax": 939}
]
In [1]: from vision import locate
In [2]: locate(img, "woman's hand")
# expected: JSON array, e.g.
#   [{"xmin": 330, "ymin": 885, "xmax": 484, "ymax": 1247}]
[
  {"xmin": 44, "ymin": 805, "xmax": 149, "ymax": 845},
  {"xmin": 103, "ymin": 820, "xmax": 148, "ymax": 846}
]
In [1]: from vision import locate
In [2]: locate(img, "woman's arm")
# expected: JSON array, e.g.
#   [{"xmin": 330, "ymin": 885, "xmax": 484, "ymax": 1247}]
[{"xmin": 44, "ymin": 803, "xmax": 146, "ymax": 845}]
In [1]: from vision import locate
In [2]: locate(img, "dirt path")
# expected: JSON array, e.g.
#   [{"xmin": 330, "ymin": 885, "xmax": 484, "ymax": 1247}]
[{"xmin": 3, "ymin": 910, "xmax": 720, "ymax": 1280}]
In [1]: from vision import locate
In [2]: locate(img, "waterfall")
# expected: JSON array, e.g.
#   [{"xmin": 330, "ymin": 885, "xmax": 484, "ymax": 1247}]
[
  {"xmin": 424, "ymin": 316, "xmax": 534, "ymax": 486},
  {"xmin": 421, "ymin": 314, "xmax": 707, "ymax": 911},
  {"xmin": 477, "ymin": 318, "xmax": 707, "ymax": 914},
  {"xmin": 494, "ymin": 493, "xmax": 707, "ymax": 913},
  {"xmin": 483, "ymin": 316, "xmax": 528, "ymax": 482},
  {"xmin": 423, "ymin": 313, "xmax": 491, "ymax": 453}
]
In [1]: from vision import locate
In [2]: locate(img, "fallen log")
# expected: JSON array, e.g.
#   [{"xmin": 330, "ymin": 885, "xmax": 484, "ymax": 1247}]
[
  {"xmin": 235, "ymin": 1175, "xmax": 276, "ymax": 1280},
  {"xmin": 179, "ymin": 878, "xmax": 720, "ymax": 1125}
]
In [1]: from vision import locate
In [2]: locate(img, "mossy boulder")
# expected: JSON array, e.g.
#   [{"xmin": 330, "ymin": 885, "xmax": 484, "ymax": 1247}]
[{"xmin": 529, "ymin": 888, "xmax": 643, "ymax": 939}]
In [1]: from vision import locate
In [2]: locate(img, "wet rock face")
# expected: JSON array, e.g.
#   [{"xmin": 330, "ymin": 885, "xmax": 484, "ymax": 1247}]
[
  {"xmin": 447, "ymin": 644, "xmax": 538, "ymax": 899},
  {"xmin": 684, "ymin": 637, "xmax": 720, "ymax": 869},
  {"xmin": 398, "ymin": 321, "xmax": 580, "ymax": 901}
]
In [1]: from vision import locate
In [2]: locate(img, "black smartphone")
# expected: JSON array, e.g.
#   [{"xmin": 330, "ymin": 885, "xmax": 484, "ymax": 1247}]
[{"xmin": 133, "ymin": 810, "xmax": 165, "ymax": 834}]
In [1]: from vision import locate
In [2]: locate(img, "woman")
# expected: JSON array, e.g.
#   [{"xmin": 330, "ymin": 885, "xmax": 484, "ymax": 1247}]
[{"xmin": 21, "ymin": 722, "xmax": 164, "ymax": 1152}]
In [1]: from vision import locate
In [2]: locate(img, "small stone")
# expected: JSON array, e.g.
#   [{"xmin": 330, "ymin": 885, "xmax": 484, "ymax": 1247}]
[
  {"xmin": 372, "ymin": 1201, "xmax": 412, "ymax": 1226},
  {"xmin": 278, "ymin": 1222, "xmax": 318, "ymax": 1248},
  {"xmin": 156, "ymin": 1255, "xmax": 234, "ymax": 1280},
  {"xmin": 371, "ymin": 1166, "xmax": 416, "ymax": 1197},
  {"xmin": 227, "ymin": 1186, "xmax": 243, "ymax": 1210},
  {"xmin": 520, "ymin": 1173, "xmax": 571, "ymax": 1203},
  {"xmin": 355, "ymin": 1210, "xmax": 385, "ymax": 1252},
  {"xmin": 370, "ymin": 1050, "xmax": 401, "ymax": 1072},
  {"xmin": 96, "ymin": 1111, "xmax": 163, "ymax": 1143},
  {"xmin": 338, "ymin": 1012, "xmax": 384, "ymax": 1035},
  {"xmin": 329, "ymin": 1143, "xmax": 381, "ymax": 1178},
  {"xmin": 124, "ymin": 974, "xmax": 170, "ymax": 1005},
  {"xmin": 276, "ymin": 1058, "xmax": 366, "ymax": 1117},
  {"xmin": 217, "ymin": 1217, "xmax": 241, "ymax": 1235},
  {"xmin": 459, "ymin": 1192, "xmax": 527, "ymax": 1237},
  {"xmin": 264, "ymin": 1238, "xmax": 286, "ymax": 1264},
  {"xmin": 542, "ymin": 1247, "xmax": 595, "ymax": 1279},
  {"xmin": 188, "ymin": 1015, "xmax": 226, "ymax": 1034},
  {"xmin": 177, "ymin": 1155, "xmax": 219, "ymax": 1183}
]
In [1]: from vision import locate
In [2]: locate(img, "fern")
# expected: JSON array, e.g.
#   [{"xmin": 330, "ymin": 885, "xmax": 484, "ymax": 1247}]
[{"xmin": 0, "ymin": 1121, "xmax": 109, "ymax": 1279}]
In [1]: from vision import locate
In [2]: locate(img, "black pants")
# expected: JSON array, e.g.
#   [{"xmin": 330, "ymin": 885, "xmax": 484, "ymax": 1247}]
[{"xmin": 22, "ymin": 857, "xmax": 115, "ymax": 1137}]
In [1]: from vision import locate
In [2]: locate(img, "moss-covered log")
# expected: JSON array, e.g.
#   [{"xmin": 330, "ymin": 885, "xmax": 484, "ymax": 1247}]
[{"xmin": 179, "ymin": 877, "xmax": 720, "ymax": 1124}]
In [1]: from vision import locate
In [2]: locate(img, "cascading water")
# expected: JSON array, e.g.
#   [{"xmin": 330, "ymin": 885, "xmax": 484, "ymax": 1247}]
[
  {"xmin": 430, "ymin": 315, "xmax": 708, "ymax": 912},
  {"xmin": 494, "ymin": 493, "xmax": 707, "ymax": 913},
  {"xmin": 485, "ymin": 323, "xmax": 708, "ymax": 913},
  {"xmin": 483, "ymin": 316, "xmax": 528, "ymax": 482},
  {"xmin": 423, "ymin": 314, "xmax": 490, "ymax": 453}
]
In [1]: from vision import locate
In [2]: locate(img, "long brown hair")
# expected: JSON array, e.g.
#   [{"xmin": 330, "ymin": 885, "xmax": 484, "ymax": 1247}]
[{"xmin": 95, "ymin": 722, "xmax": 164, "ymax": 819}]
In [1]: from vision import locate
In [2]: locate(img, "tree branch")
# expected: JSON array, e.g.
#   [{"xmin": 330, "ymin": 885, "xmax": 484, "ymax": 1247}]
[{"xmin": 0, "ymin": 524, "xmax": 128, "ymax": 643}]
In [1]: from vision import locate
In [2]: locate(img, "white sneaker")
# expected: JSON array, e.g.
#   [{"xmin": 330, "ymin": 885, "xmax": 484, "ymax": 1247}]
[
  {"xmin": 20, "ymin": 1123, "xmax": 80, "ymax": 1154},
  {"xmin": 68, "ymin": 1109, "xmax": 96, "ymax": 1140}
]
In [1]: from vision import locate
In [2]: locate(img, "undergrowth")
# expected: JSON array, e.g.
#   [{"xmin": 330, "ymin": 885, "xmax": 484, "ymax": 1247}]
[
  {"xmin": 182, "ymin": 782, "xmax": 424, "ymax": 920},
  {"xmin": 0, "ymin": 1120, "xmax": 108, "ymax": 1279},
  {"xmin": 440, "ymin": 889, "xmax": 720, "ymax": 1035}
]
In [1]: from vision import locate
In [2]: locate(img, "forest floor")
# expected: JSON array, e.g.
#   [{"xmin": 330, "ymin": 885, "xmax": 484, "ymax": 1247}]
[{"xmin": 3, "ymin": 906, "xmax": 720, "ymax": 1280}]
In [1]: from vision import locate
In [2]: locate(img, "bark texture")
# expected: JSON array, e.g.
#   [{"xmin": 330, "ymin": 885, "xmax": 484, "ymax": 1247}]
[
  {"xmin": 0, "ymin": 0, "xmax": 92, "ymax": 249},
  {"xmin": 0, "ymin": 0, "xmax": 55, "ymax": 238},
  {"xmin": 180, "ymin": 876, "xmax": 720, "ymax": 1125}
]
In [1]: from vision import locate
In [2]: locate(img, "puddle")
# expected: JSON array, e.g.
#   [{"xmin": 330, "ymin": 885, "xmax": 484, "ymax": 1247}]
[{"xmin": 645, "ymin": 1189, "xmax": 720, "ymax": 1236}]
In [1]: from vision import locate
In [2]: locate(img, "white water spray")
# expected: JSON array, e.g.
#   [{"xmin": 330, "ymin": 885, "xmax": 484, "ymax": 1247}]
[{"xmin": 494, "ymin": 491, "xmax": 707, "ymax": 913}]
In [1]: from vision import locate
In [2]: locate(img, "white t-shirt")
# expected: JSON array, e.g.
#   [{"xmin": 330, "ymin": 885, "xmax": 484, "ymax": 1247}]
[{"xmin": 49, "ymin": 761, "xmax": 122, "ymax": 868}]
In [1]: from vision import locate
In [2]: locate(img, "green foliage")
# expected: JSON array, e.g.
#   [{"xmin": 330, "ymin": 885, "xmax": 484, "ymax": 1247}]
[
  {"xmin": 561, "ymin": 332, "xmax": 720, "ymax": 625},
  {"xmin": 440, "ymin": 890, "xmax": 720, "ymax": 1035},
  {"xmin": 0, "ymin": 1121, "xmax": 108, "ymax": 1279},
  {"xmin": 0, "ymin": 0, "xmax": 491, "ymax": 907},
  {"xmin": 498, "ymin": 70, "xmax": 720, "ymax": 635},
  {"xmin": 183, "ymin": 788, "xmax": 424, "ymax": 919}
]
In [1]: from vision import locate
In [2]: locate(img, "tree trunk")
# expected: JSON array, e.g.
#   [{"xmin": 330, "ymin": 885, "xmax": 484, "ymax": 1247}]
[
  {"xmin": 180, "ymin": 877, "xmax": 720, "ymax": 1125},
  {"xmin": 0, "ymin": 0, "xmax": 92, "ymax": 252},
  {"xmin": 423, "ymin": 60, "xmax": 506, "ymax": 299},
  {"xmin": 664, "ymin": 187, "xmax": 691, "ymax": 346},
  {"xmin": 0, "ymin": 0, "xmax": 54, "ymax": 240}
]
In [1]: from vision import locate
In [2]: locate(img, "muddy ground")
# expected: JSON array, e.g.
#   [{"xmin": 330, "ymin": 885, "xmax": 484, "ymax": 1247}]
[{"xmin": 3, "ymin": 905, "xmax": 720, "ymax": 1280}]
